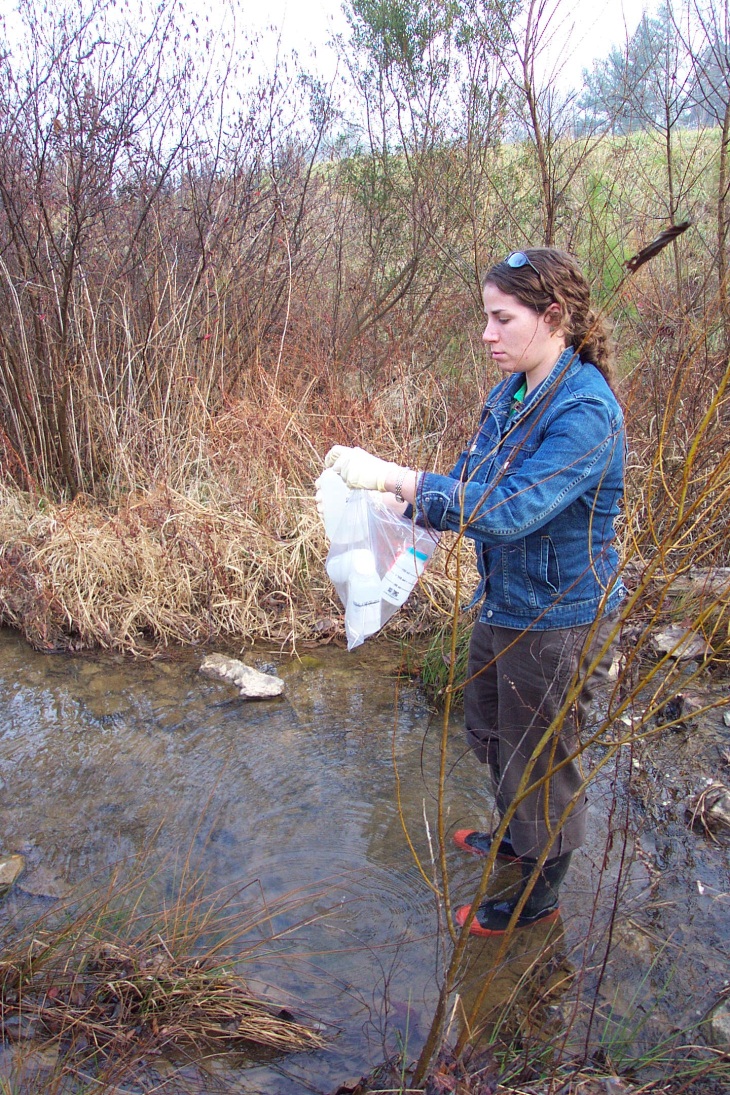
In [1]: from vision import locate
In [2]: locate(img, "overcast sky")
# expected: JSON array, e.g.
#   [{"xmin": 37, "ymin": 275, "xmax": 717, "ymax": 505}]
[{"xmin": 237, "ymin": 0, "xmax": 657, "ymax": 91}]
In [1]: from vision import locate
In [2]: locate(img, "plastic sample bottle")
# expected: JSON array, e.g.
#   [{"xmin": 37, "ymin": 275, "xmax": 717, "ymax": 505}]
[
  {"xmin": 381, "ymin": 546, "xmax": 429, "ymax": 606},
  {"xmin": 347, "ymin": 549, "xmax": 382, "ymax": 641},
  {"xmin": 326, "ymin": 549, "xmax": 355, "ymax": 585},
  {"xmin": 315, "ymin": 468, "xmax": 350, "ymax": 543}
]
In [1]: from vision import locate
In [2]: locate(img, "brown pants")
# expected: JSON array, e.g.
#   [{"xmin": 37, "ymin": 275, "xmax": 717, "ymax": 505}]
[{"xmin": 463, "ymin": 617, "xmax": 616, "ymax": 860}]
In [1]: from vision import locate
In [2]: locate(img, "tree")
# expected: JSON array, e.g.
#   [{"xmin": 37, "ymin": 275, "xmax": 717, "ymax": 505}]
[
  {"xmin": 580, "ymin": 5, "xmax": 700, "ymax": 134},
  {"xmin": 685, "ymin": 0, "xmax": 730, "ymax": 341},
  {"xmin": 0, "ymin": 0, "xmax": 338, "ymax": 495},
  {"xmin": 327, "ymin": 0, "xmax": 513, "ymax": 372},
  {"xmin": 579, "ymin": 4, "xmax": 700, "ymax": 293},
  {"xmin": 477, "ymin": 0, "xmax": 612, "ymax": 246}
]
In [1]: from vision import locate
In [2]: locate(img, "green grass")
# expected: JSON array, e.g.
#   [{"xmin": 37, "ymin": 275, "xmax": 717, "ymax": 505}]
[{"xmin": 417, "ymin": 616, "xmax": 473, "ymax": 708}]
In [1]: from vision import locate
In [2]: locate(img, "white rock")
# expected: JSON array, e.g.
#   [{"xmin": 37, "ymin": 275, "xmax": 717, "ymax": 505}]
[
  {"xmin": 652, "ymin": 624, "xmax": 711, "ymax": 661},
  {"xmin": 0, "ymin": 854, "xmax": 25, "ymax": 898},
  {"xmin": 199, "ymin": 654, "xmax": 285, "ymax": 699},
  {"xmin": 706, "ymin": 1000, "xmax": 730, "ymax": 1050},
  {"xmin": 607, "ymin": 652, "xmax": 624, "ymax": 680}
]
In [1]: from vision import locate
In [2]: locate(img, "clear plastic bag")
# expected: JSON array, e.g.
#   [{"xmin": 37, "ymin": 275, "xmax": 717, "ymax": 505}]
[{"xmin": 316, "ymin": 469, "xmax": 440, "ymax": 650}]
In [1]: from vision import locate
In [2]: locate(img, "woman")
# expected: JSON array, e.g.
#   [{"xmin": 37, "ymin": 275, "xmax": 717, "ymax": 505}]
[{"xmin": 325, "ymin": 248, "xmax": 625, "ymax": 936}]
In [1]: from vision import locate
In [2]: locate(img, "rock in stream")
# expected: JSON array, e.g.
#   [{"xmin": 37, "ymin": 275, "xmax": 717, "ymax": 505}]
[
  {"xmin": 0, "ymin": 854, "xmax": 25, "ymax": 899},
  {"xmin": 199, "ymin": 654, "xmax": 285, "ymax": 699}
]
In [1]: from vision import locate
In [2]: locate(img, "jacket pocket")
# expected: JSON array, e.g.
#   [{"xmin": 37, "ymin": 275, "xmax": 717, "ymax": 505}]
[
  {"xmin": 501, "ymin": 543, "xmax": 537, "ymax": 610},
  {"xmin": 540, "ymin": 535, "xmax": 561, "ymax": 595}
]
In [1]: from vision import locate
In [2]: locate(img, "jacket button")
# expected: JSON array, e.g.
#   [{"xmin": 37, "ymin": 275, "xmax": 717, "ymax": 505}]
[{"xmin": 486, "ymin": 610, "xmax": 493, "ymax": 618}]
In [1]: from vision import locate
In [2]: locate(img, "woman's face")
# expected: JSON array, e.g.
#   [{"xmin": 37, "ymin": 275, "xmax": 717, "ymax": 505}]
[{"xmin": 482, "ymin": 282, "xmax": 566, "ymax": 392}]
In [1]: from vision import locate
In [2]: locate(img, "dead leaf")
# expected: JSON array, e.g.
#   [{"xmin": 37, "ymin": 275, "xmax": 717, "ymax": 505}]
[{"xmin": 331, "ymin": 1080, "xmax": 369, "ymax": 1095}]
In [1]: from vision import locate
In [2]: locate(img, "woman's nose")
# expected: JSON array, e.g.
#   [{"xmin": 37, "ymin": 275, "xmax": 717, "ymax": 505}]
[{"xmin": 483, "ymin": 321, "xmax": 498, "ymax": 344}]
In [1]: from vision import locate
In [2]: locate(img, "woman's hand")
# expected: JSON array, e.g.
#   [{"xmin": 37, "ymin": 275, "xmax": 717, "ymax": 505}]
[
  {"xmin": 375, "ymin": 491, "xmax": 409, "ymax": 517},
  {"xmin": 325, "ymin": 446, "xmax": 399, "ymax": 492}
]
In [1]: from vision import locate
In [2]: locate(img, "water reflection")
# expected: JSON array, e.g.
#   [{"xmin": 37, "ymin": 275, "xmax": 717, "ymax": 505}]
[{"xmin": 455, "ymin": 913, "xmax": 572, "ymax": 1048}]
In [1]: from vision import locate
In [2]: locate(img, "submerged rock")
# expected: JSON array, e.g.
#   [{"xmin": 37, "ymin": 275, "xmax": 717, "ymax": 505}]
[
  {"xmin": 0, "ymin": 1043, "xmax": 60, "ymax": 1086},
  {"xmin": 687, "ymin": 781, "xmax": 730, "ymax": 834},
  {"xmin": 19, "ymin": 864, "xmax": 70, "ymax": 901},
  {"xmin": 199, "ymin": 654, "xmax": 285, "ymax": 699},
  {"xmin": 706, "ymin": 999, "xmax": 730, "ymax": 1050},
  {"xmin": 0, "ymin": 854, "xmax": 25, "ymax": 898}
]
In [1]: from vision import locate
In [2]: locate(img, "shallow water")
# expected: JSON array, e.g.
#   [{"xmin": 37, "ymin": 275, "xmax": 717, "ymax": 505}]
[{"xmin": 0, "ymin": 628, "xmax": 728, "ymax": 1093}]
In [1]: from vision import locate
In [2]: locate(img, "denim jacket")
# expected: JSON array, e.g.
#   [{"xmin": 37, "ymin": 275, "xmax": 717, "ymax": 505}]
[{"xmin": 414, "ymin": 347, "xmax": 626, "ymax": 629}]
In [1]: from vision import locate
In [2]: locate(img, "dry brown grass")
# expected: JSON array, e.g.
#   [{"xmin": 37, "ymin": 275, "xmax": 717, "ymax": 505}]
[
  {"xmin": 0, "ymin": 479, "xmax": 326, "ymax": 650},
  {"xmin": 0, "ymin": 342, "xmax": 472, "ymax": 653},
  {"xmin": 0, "ymin": 932, "xmax": 325, "ymax": 1057},
  {"xmin": 0, "ymin": 453, "xmax": 461, "ymax": 655},
  {"xmin": 0, "ymin": 857, "xmax": 331, "ymax": 1092}
]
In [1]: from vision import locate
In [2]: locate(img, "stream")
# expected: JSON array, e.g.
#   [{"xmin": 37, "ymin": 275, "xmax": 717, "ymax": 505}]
[{"xmin": 0, "ymin": 627, "xmax": 728, "ymax": 1093}]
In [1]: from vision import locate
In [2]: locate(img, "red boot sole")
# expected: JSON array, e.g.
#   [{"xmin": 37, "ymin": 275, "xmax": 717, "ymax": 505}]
[
  {"xmin": 455, "ymin": 902, "xmax": 560, "ymax": 937},
  {"xmin": 452, "ymin": 828, "xmax": 521, "ymax": 862}
]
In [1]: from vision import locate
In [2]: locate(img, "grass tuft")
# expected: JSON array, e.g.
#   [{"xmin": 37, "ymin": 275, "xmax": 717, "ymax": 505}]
[{"xmin": 0, "ymin": 864, "xmax": 328, "ymax": 1090}]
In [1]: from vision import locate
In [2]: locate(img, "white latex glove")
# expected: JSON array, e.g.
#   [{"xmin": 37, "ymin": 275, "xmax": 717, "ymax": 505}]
[{"xmin": 324, "ymin": 445, "xmax": 400, "ymax": 492}]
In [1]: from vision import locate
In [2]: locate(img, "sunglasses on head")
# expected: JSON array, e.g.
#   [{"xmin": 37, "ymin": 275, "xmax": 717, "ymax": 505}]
[{"xmin": 505, "ymin": 251, "xmax": 540, "ymax": 275}]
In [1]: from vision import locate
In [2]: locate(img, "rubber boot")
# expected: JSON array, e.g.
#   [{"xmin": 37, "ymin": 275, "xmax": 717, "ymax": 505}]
[
  {"xmin": 456, "ymin": 852, "xmax": 571, "ymax": 937},
  {"xmin": 453, "ymin": 828, "xmax": 521, "ymax": 862}
]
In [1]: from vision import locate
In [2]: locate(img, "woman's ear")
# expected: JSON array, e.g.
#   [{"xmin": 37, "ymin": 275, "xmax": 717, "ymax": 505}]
[{"xmin": 543, "ymin": 302, "xmax": 565, "ymax": 338}]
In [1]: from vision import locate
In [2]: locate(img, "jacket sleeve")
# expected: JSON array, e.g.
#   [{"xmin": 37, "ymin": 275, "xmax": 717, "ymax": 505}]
[
  {"xmin": 405, "ymin": 445, "xmax": 469, "ymax": 524},
  {"xmin": 414, "ymin": 398, "xmax": 623, "ymax": 544}
]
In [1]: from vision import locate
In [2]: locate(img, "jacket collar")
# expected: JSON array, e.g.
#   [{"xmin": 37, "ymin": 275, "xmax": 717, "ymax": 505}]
[{"xmin": 506, "ymin": 346, "xmax": 582, "ymax": 425}]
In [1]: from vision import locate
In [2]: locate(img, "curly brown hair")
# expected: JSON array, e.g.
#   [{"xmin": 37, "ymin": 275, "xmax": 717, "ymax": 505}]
[{"xmin": 483, "ymin": 248, "xmax": 616, "ymax": 391}]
